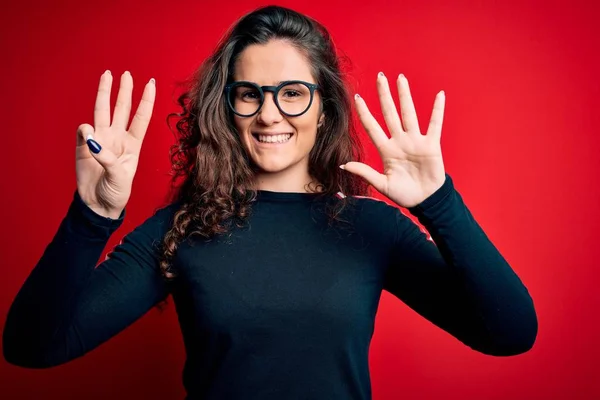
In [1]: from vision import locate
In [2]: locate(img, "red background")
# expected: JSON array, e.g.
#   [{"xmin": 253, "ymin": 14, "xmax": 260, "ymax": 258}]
[{"xmin": 1, "ymin": 0, "xmax": 599, "ymax": 398}]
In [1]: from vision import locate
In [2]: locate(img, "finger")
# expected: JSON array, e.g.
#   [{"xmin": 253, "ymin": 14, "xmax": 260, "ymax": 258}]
[
  {"xmin": 427, "ymin": 91, "xmax": 445, "ymax": 138},
  {"xmin": 354, "ymin": 94, "xmax": 389, "ymax": 150},
  {"xmin": 76, "ymin": 123, "xmax": 94, "ymax": 147},
  {"xmin": 112, "ymin": 71, "xmax": 133, "ymax": 130},
  {"xmin": 376, "ymin": 72, "xmax": 404, "ymax": 136},
  {"xmin": 128, "ymin": 78, "xmax": 156, "ymax": 141},
  {"xmin": 397, "ymin": 74, "xmax": 419, "ymax": 133},
  {"xmin": 94, "ymin": 70, "xmax": 113, "ymax": 129},
  {"xmin": 83, "ymin": 132, "xmax": 119, "ymax": 173},
  {"xmin": 341, "ymin": 162, "xmax": 387, "ymax": 194}
]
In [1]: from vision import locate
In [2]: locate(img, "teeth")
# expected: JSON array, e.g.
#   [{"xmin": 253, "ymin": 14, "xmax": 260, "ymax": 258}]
[{"xmin": 257, "ymin": 133, "xmax": 292, "ymax": 143}]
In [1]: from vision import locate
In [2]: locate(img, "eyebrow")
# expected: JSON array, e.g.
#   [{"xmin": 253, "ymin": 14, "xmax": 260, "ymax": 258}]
[
  {"xmin": 241, "ymin": 80, "xmax": 314, "ymax": 86},
  {"xmin": 262, "ymin": 81, "xmax": 287, "ymax": 86},
  {"xmin": 261, "ymin": 81, "xmax": 296, "ymax": 86}
]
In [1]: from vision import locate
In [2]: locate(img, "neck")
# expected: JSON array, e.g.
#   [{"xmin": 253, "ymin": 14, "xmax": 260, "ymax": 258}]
[{"xmin": 254, "ymin": 162, "xmax": 320, "ymax": 193}]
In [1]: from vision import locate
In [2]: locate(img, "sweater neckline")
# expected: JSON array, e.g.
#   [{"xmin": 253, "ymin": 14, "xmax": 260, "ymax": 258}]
[{"xmin": 255, "ymin": 190, "xmax": 326, "ymax": 203}]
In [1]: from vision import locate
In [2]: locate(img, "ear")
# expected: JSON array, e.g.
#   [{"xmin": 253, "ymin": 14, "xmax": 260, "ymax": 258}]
[{"xmin": 317, "ymin": 112, "xmax": 325, "ymax": 128}]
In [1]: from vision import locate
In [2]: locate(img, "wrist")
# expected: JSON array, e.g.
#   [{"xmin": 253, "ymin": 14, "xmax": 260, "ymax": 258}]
[{"xmin": 88, "ymin": 204, "xmax": 124, "ymax": 220}]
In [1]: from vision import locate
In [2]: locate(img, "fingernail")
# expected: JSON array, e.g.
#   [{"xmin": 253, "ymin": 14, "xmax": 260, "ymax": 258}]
[
  {"xmin": 354, "ymin": 93, "xmax": 360, "ymax": 99},
  {"xmin": 105, "ymin": 69, "xmax": 111, "ymax": 76},
  {"xmin": 378, "ymin": 71, "xmax": 385, "ymax": 78},
  {"xmin": 150, "ymin": 78, "xmax": 155, "ymax": 85},
  {"xmin": 86, "ymin": 137, "xmax": 102, "ymax": 154},
  {"xmin": 399, "ymin": 73, "xmax": 406, "ymax": 80},
  {"xmin": 339, "ymin": 164, "xmax": 346, "ymax": 170}
]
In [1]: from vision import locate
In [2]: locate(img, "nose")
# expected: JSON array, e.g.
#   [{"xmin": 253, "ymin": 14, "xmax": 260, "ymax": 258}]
[{"xmin": 256, "ymin": 92, "xmax": 283, "ymax": 125}]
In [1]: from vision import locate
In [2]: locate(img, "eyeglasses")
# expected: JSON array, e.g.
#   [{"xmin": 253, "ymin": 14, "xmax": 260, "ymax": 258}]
[{"xmin": 224, "ymin": 80, "xmax": 320, "ymax": 117}]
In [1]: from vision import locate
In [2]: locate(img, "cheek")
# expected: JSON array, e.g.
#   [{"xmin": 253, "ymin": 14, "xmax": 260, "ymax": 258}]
[
  {"xmin": 300, "ymin": 125, "xmax": 318, "ymax": 144},
  {"xmin": 296, "ymin": 113, "xmax": 320, "ymax": 143},
  {"xmin": 233, "ymin": 116, "xmax": 247, "ymax": 133},
  {"xmin": 233, "ymin": 117, "xmax": 253, "ymax": 147}
]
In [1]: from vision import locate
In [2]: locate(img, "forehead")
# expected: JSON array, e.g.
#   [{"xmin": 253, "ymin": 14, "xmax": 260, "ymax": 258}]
[{"xmin": 233, "ymin": 39, "xmax": 315, "ymax": 84}]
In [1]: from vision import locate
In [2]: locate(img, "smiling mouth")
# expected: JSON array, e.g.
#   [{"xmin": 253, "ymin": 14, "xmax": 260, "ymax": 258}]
[{"xmin": 252, "ymin": 133, "xmax": 294, "ymax": 144}]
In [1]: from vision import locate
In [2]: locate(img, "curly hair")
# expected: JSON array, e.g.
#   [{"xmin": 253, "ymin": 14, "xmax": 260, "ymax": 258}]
[{"xmin": 157, "ymin": 5, "xmax": 370, "ymax": 293}]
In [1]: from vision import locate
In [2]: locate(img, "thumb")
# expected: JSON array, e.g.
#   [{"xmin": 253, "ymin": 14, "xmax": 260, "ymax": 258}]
[
  {"xmin": 77, "ymin": 124, "xmax": 118, "ymax": 173},
  {"xmin": 85, "ymin": 133, "xmax": 119, "ymax": 173},
  {"xmin": 340, "ymin": 161, "xmax": 386, "ymax": 193}
]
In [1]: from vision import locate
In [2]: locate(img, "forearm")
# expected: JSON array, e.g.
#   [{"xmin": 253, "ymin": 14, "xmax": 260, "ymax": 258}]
[
  {"xmin": 407, "ymin": 175, "xmax": 538, "ymax": 355},
  {"xmin": 3, "ymin": 191, "xmax": 124, "ymax": 367}
]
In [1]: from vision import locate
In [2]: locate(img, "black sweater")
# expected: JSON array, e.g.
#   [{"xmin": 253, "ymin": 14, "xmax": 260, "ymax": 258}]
[{"xmin": 3, "ymin": 173, "xmax": 537, "ymax": 399}]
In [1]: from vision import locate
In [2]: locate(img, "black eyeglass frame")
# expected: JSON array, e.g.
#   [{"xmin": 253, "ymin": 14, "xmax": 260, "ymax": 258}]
[{"xmin": 224, "ymin": 80, "xmax": 320, "ymax": 117}]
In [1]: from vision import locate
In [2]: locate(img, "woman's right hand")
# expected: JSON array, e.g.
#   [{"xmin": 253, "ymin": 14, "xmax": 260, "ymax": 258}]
[{"xmin": 76, "ymin": 70, "xmax": 156, "ymax": 219}]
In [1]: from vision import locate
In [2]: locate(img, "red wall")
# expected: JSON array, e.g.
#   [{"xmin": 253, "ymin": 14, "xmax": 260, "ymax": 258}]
[{"xmin": 1, "ymin": 0, "xmax": 598, "ymax": 398}]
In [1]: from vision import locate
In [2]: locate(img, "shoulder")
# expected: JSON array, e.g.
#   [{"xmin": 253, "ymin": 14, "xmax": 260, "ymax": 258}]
[
  {"xmin": 338, "ymin": 193, "xmax": 399, "ymax": 217},
  {"xmin": 335, "ymin": 194, "xmax": 430, "ymax": 243},
  {"xmin": 131, "ymin": 201, "xmax": 182, "ymax": 241},
  {"xmin": 332, "ymin": 194, "xmax": 402, "ymax": 239}
]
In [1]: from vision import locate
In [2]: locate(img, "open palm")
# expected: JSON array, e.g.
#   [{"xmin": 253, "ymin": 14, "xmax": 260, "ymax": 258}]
[
  {"xmin": 342, "ymin": 72, "xmax": 446, "ymax": 208},
  {"xmin": 75, "ymin": 70, "xmax": 156, "ymax": 218}
]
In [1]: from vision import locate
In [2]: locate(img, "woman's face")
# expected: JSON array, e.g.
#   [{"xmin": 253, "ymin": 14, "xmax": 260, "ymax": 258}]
[{"xmin": 231, "ymin": 39, "xmax": 323, "ymax": 177}]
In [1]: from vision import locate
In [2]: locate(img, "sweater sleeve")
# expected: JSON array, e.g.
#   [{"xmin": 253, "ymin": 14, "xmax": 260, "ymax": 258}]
[
  {"xmin": 3, "ymin": 190, "xmax": 177, "ymax": 368},
  {"xmin": 382, "ymin": 173, "xmax": 538, "ymax": 356}
]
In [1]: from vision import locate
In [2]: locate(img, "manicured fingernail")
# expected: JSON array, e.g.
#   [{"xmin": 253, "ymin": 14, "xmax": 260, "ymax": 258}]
[
  {"xmin": 86, "ymin": 135, "xmax": 101, "ymax": 154},
  {"xmin": 150, "ymin": 78, "xmax": 155, "ymax": 85},
  {"xmin": 378, "ymin": 71, "xmax": 385, "ymax": 78},
  {"xmin": 354, "ymin": 93, "xmax": 360, "ymax": 99},
  {"xmin": 339, "ymin": 164, "xmax": 346, "ymax": 170}
]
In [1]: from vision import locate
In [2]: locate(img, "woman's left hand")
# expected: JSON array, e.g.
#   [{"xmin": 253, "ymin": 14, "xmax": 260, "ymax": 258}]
[{"xmin": 341, "ymin": 72, "xmax": 447, "ymax": 209}]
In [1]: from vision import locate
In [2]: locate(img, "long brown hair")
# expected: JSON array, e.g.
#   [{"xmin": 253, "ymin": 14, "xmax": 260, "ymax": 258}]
[{"xmin": 159, "ymin": 5, "xmax": 369, "ymax": 286}]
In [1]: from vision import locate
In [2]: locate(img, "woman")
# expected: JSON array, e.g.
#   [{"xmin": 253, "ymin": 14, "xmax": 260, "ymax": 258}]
[{"xmin": 3, "ymin": 5, "xmax": 537, "ymax": 399}]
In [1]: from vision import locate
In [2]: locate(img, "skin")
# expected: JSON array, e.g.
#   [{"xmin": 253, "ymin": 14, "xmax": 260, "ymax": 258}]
[{"xmin": 232, "ymin": 39, "xmax": 324, "ymax": 193}]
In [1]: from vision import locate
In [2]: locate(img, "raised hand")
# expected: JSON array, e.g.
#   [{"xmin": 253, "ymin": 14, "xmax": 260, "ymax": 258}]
[
  {"xmin": 75, "ymin": 70, "xmax": 156, "ymax": 218},
  {"xmin": 341, "ymin": 72, "xmax": 446, "ymax": 209}
]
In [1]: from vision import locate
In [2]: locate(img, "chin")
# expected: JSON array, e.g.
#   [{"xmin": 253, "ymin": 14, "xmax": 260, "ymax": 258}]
[{"xmin": 252, "ymin": 158, "xmax": 292, "ymax": 173}]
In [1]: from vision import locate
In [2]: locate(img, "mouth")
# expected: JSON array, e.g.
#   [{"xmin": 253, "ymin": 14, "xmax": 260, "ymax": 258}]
[{"xmin": 251, "ymin": 132, "xmax": 294, "ymax": 145}]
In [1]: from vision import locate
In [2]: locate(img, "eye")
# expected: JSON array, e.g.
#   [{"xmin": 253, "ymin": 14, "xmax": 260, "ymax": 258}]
[
  {"xmin": 241, "ymin": 90, "xmax": 260, "ymax": 100},
  {"xmin": 282, "ymin": 89, "xmax": 301, "ymax": 98},
  {"xmin": 233, "ymin": 85, "xmax": 261, "ymax": 101},
  {"xmin": 279, "ymin": 83, "xmax": 309, "ymax": 101}
]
